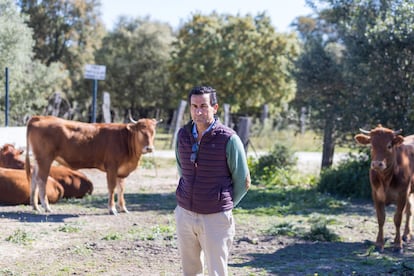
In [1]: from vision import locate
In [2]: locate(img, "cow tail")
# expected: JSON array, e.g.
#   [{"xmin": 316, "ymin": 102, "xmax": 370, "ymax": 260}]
[{"xmin": 25, "ymin": 124, "xmax": 32, "ymax": 183}]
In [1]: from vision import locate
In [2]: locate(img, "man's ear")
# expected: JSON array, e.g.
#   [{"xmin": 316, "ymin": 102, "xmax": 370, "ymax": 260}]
[{"xmin": 213, "ymin": 103, "xmax": 219, "ymax": 113}]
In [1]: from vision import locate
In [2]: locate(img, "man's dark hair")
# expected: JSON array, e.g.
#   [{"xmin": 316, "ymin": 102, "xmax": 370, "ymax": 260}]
[{"xmin": 188, "ymin": 86, "xmax": 218, "ymax": 106}]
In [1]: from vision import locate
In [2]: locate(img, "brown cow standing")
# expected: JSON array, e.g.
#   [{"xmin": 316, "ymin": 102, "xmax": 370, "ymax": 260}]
[
  {"xmin": 26, "ymin": 115, "xmax": 157, "ymax": 215},
  {"xmin": 0, "ymin": 167, "xmax": 63, "ymax": 205},
  {"xmin": 355, "ymin": 125, "xmax": 414, "ymax": 253},
  {"xmin": 0, "ymin": 143, "xmax": 93, "ymax": 199}
]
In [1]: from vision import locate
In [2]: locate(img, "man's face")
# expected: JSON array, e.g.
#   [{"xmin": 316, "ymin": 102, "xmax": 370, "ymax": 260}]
[{"xmin": 190, "ymin": 94, "xmax": 218, "ymax": 128}]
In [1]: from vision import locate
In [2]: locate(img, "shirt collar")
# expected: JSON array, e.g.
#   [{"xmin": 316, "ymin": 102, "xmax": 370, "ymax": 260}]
[{"xmin": 192, "ymin": 118, "xmax": 217, "ymax": 142}]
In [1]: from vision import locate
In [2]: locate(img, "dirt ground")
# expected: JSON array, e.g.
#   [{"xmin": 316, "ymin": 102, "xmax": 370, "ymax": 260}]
[{"xmin": 1, "ymin": 158, "xmax": 414, "ymax": 276}]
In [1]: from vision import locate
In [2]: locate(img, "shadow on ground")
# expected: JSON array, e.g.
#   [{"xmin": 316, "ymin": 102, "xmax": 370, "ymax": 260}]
[{"xmin": 231, "ymin": 238, "xmax": 414, "ymax": 275}]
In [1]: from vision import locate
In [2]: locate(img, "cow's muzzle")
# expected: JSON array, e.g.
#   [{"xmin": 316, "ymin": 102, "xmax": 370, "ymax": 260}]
[{"xmin": 371, "ymin": 160, "xmax": 387, "ymax": 171}]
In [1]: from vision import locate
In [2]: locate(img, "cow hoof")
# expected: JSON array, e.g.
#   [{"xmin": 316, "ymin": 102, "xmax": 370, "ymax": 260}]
[
  {"xmin": 117, "ymin": 206, "xmax": 129, "ymax": 213},
  {"xmin": 109, "ymin": 208, "xmax": 118, "ymax": 216}
]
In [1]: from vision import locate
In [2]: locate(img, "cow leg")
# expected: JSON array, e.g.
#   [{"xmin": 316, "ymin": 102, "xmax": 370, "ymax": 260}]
[
  {"xmin": 403, "ymin": 193, "xmax": 414, "ymax": 243},
  {"xmin": 393, "ymin": 200, "xmax": 405, "ymax": 253},
  {"xmin": 116, "ymin": 177, "xmax": 129, "ymax": 213},
  {"xmin": 30, "ymin": 174, "xmax": 40, "ymax": 212},
  {"xmin": 31, "ymin": 159, "xmax": 53, "ymax": 213},
  {"xmin": 374, "ymin": 201, "xmax": 386, "ymax": 252},
  {"xmin": 106, "ymin": 171, "xmax": 118, "ymax": 215}
]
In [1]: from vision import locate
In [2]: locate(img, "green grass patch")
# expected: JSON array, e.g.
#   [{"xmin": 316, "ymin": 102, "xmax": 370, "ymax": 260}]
[
  {"xmin": 236, "ymin": 183, "xmax": 347, "ymax": 217},
  {"xmin": 266, "ymin": 222, "xmax": 298, "ymax": 237},
  {"xmin": 0, "ymin": 268, "xmax": 15, "ymax": 276},
  {"xmin": 249, "ymin": 129, "xmax": 323, "ymax": 152},
  {"xmin": 69, "ymin": 244, "xmax": 94, "ymax": 256},
  {"xmin": 302, "ymin": 221, "xmax": 342, "ymax": 242},
  {"xmin": 102, "ymin": 232, "xmax": 122, "ymax": 241},
  {"xmin": 6, "ymin": 229, "xmax": 35, "ymax": 245},
  {"xmin": 138, "ymin": 224, "xmax": 175, "ymax": 241},
  {"xmin": 140, "ymin": 155, "xmax": 177, "ymax": 169},
  {"xmin": 57, "ymin": 224, "xmax": 81, "ymax": 233}
]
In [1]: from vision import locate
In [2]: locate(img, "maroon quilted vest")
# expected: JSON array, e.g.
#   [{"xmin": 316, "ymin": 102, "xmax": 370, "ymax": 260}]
[{"xmin": 176, "ymin": 120, "xmax": 235, "ymax": 214}]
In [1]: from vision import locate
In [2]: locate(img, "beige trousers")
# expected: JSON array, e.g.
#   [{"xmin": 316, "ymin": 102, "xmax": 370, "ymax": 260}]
[{"xmin": 174, "ymin": 205, "xmax": 235, "ymax": 276}]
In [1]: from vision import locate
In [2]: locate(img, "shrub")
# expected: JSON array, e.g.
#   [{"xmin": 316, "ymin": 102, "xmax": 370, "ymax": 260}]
[
  {"xmin": 249, "ymin": 144, "xmax": 297, "ymax": 185},
  {"xmin": 303, "ymin": 222, "xmax": 341, "ymax": 242},
  {"xmin": 317, "ymin": 150, "xmax": 371, "ymax": 199}
]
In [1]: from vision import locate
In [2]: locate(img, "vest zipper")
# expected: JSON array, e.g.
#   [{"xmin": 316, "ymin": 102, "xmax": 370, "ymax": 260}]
[{"xmin": 191, "ymin": 138, "xmax": 200, "ymax": 209}]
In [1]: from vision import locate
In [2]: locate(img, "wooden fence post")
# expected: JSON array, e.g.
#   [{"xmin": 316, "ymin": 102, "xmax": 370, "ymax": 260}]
[
  {"xmin": 102, "ymin": 92, "xmax": 111, "ymax": 123},
  {"xmin": 170, "ymin": 100, "xmax": 187, "ymax": 149},
  {"xmin": 223, "ymin": 103, "xmax": 230, "ymax": 127},
  {"xmin": 237, "ymin": 116, "xmax": 252, "ymax": 153}
]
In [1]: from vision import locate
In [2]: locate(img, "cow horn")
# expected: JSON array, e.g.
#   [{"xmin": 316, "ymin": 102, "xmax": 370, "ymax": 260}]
[
  {"xmin": 128, "ymin": 110, "xmax": 138, "ymax": 124},
  {"xmin": 359, "ymin": 128, "xmax": 371, "ymax": 134},
  {"xmin": 393, "ymin": 129, "xmax": 403, "ymax": 135}
]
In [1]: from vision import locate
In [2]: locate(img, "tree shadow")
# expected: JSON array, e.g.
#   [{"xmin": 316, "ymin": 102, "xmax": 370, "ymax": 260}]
[
  {"xmin": 78, "ymin": 192, "xmax": 177, "ymax": 214},
  {"xmin": 230, "ymin": 239, "xmax": 414, "ymax": 275},
  {"xmin": 0, "ymin": 210, "xmax": 79, "ymax": 223}
]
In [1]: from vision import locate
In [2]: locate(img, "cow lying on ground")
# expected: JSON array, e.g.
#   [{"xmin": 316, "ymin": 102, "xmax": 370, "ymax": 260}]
[
  {"xmin": 355, "ymin": 125, "xmax": 414, "ymax": 253},
  {"xmin": 0, "ymin": 167, "xmax": 63, "ymax": 205},
  {"xmin": 0, "ymin": 144, "xmax": 25, "ymax": 168},
  {"xmin": 26, "ymin": 115, "xmax": 158, "ymax": 215},
  {"xmin": 0, "ymin": 143, "xmax": 93, "ymax": 199}
]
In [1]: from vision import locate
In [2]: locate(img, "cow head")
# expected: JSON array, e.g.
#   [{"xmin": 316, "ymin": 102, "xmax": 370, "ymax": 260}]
[
  {"xmin": 0, "ymin": 144, "xmax": 25, "ymax": 169},
  {"xmin": 355, "ymin": 125, "xmax": 404, "ymax": 171},
  {"xmin": 127, "ymin": 118, "xmax": 158, "ymax": 155}
]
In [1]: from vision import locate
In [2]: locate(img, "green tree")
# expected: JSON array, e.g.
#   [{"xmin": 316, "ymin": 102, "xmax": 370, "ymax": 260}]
[
  {"xmin": 170, "ymin": 12, "xmax": 300, "ymax": 115},
  {"xmin": 18, "ymin": 0, "xmax": 106, "ymax": 120},
  {"xmin": 0, "ymin": 0, "xmax": 66, "ymax": 125},
  {"xmin": 292, "ymin": 15, "xmax": 346, "ymax": 168},
  {"xmin": 311, "ymin": 0, "xmax": 414, "ymax": 137},
  {"xmin": 292, "ymin": 0, "xmax": 414, "ymax": 168},
  {"xmin": 95, "ymin": 16, "xmax": 175, "ymax": 121}
]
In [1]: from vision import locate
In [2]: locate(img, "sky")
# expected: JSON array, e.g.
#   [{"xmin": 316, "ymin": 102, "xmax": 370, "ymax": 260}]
[{"xmin": 100, "ymin": 0, "xmax": 314, "ymax": 33}]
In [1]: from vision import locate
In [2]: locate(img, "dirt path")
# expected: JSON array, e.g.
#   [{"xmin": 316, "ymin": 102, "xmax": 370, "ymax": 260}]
[{"xmin": 1, "ymin": 161, "xmax": 414, "ymax": 275}]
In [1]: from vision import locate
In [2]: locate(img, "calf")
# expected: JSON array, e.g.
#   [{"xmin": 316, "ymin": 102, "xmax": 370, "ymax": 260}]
[
  {"xmin": 0, "ymin": 143, "xmax": 93, "ymax": 199},
  {"xmin": 355, "ymin": 125, "xmax": 414, "ymax": 253},
  {"xmin": 26, "ymin": 115, "xmax": 157, "ymax": 214},
  {"xmin": 0, "ymin": 167, "xmax": 63, "ymax": 205}
]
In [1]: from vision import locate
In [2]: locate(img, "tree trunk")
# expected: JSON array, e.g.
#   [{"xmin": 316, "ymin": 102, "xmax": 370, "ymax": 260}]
[{"xmin": 321, "ymin": 121, "xmax": 335, "ymax": 170}]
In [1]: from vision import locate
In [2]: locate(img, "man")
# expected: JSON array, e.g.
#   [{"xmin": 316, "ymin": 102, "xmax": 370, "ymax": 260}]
[{"xmin": 175, "ymin": 85, "xmax": 251, "ymax": 275}]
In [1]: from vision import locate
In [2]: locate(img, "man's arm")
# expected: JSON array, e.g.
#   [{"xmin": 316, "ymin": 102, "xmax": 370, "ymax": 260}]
[
  {"xmin": 226, "ymin": 135, "xmax": 251, "ymax": 207},
  {"xmin": 175, "ymin": 137, "xmax": 182, "ymax": 177}
]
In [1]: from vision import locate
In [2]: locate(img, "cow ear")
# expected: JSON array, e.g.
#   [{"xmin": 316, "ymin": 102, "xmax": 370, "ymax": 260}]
[
  {"xmin": 393, "ymin": 135, "xmax": 404, "ymax": 146},
  {"xmin": 126, "ymin": 123, "xmax": 134, "ymax": 131},
  {"xmin": 355, "ymin": 134, "xmax": 371, "ymax": 145},
  {"xmin": 126, "ymin": 123, "xmax": 142, "ymax": 132}
]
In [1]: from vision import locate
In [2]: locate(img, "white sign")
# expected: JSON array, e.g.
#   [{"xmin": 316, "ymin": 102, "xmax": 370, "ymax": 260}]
[{"xmin": 84, "ymin": 64, "xmax": 106, "ymax": 80}]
